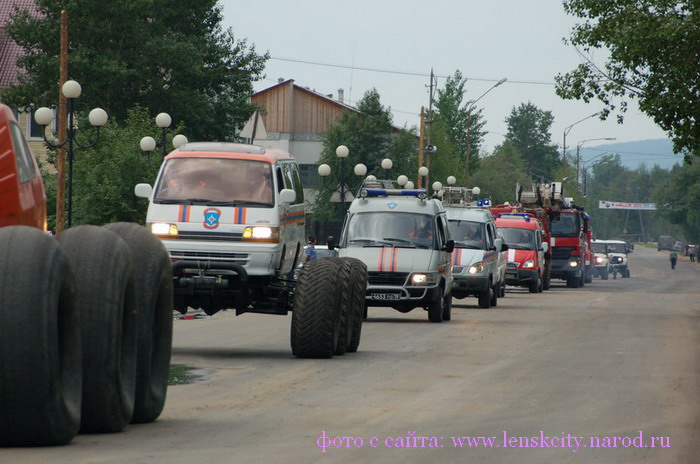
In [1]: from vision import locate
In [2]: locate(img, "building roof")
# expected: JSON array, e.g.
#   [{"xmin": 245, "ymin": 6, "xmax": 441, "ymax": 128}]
[{"xmin": 0, "ymin": 0, "xmax": 40, "ymax": 87}]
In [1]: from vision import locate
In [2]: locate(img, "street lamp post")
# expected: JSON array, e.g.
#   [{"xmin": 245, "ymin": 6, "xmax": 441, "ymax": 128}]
[
  {"xmin": 562, "ymin": 111, "xmax": 601, "ymax": 166},
  {"xmin": 465, "ymin": 77, "xmax": 506, "ymax": 186},
  {"xmin": 317, "ymin": 145, "xmax": 368, "ymax": 203},
  {"xmin": 581, "ymin": 155, "xmax": 613, "ymax": 198},
  {"xmin": 575, "ymin": 137, "xmax": 615, "ymax": 184},
  {"xmin": 140, "ymin": 112, "xmax": 188, "ymax": 160},
  {"xmin": 35, "ymin": 80, "xmax": 108, "ymax": 229}
]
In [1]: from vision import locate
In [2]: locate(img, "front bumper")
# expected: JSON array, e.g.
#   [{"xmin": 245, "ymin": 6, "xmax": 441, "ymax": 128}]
[{"xmin": 505, "ymin": 268, "xmax": 538, "ymax": 286}]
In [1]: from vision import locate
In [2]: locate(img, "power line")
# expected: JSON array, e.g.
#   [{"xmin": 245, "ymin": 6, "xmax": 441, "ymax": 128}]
[{"xmin": 269, "ymin": 56, "xmax": 555, "ymax": 86}]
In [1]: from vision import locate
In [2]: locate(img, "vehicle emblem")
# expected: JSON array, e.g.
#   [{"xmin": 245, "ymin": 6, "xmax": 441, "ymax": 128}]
[
  {"xmin": 203, "ymin": 208, "xmax": 222, "ymax": 229},
  {"xmin": 387, "ymin": 202, "xmax": 397, "ymax": 209}
]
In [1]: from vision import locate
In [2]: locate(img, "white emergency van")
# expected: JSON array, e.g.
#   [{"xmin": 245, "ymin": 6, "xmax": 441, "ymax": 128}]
[
  {"xmin": 335, "ymin": 183, "xmax": 454, "ymax": 322},
  {"xmin": 135, "ymin": 142, "xmax": 367, "ymax": 358}
]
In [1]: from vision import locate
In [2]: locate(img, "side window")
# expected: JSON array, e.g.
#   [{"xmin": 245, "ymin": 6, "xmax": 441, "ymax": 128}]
[
  {"xmin": 10, "ymin": 121, "xmax": 37, "ymax": 183},
  {"xmin": 289, "ymin": 163, "xmax": 305, "ymax": 205},
  {"xmin": 435, "ymin": 215, "xmax": 446, "ymax": 249},
  {"xmin": 275, "ymin": 166, "xmax": 285, "ymax": 193},
  {"xmin": 485, "ymin": 223, "xmax": 495, "ymax": 249}
]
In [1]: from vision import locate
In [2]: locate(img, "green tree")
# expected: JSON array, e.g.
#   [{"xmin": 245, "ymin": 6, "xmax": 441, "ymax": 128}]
[
  {"xmin": 470, "ymin": 140, "xmax": 531, "ymax": 204},
  {"xmin": 4, "ymin": 0, "xmax": 267, "ymax": 141},
  {"xmin": 68, "ymin": 108, "xmax": 176, "ymax": 225},
  {"xmin": 653, "ymin": 159, "xmax": 700, "ymax": 242},
  {"xmin": 313, "ymin": 89, "xmax": 417, "ymax": 223},
  {"xmin": 555, "ymin": 0, "xmax": 698, "ymax": 157},
  {"xmin": 432, "ymin": 71, "xmax": 486, "ymax": 186},
  {"xmin": 505, "ymin": 102, "xmax": 561, "ymax": 182}
]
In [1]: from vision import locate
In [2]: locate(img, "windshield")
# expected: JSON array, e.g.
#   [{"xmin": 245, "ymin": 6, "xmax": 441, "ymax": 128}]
[
  {"xmin": 549, "ymin": 212, "xmax": 580, "ymax": 237},
  {"xmin": 153, "ymin": 158, "xmax": 274, "ymax": 206},
  {"xmin": 591, "ymin": 242, "xmax": 608, "ymax": 253},
  {"xmin": 448, "ymin": 220, "xmax": 487, "ymax": 250},
  {"xmin": 344, "ymin": 212, "xmax": 434, "ymax": 249},
  {"xmin": 499, "ymin": 227, "xmax": 536, "ymax": 250},
  {"xmin": 607, "ymin": 242, "xmax": 627, "ymax": 253}
]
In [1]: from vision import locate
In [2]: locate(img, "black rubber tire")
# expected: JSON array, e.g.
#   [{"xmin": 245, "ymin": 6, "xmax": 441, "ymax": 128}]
[
  {"xmin": 0, "ymin": 227, "xmax": 82, "ymax": 446},
  {"xmin": 334, "ymin": 259, "xmax": 355, "ymax": 355},
  {"xmin": 529, "ymin": 275, "xmax": 540, "ymax": 294},
  {"xmin": 56, "ymin": 226, "xmax": 138, "ymax": 433},
  {"xmin": 346, "ymin": 259, "xmax": 368, "ymax": 353},
  {"xmin": 490, "ymin": 283, "xmax": 498, "ymax": 307},
  {"xmin": 623, "ymin": 269, "xmax": 631, "ymax": 278},
  {"xmin": 585, "ymin": 269, "xmax": 593, "ymax": 283},
  {"xmin": 499, "ymin": 282, "xmax": 506, "ymax": 298},
  {"xmin": 104, "ymin": 223, "xmax": 174, "ymax": 423},
  {"xmin": 601, "ymin": 269, "xmax": 609, "ymax": 280},
  {"xmin": 567, "ymin": 275, "xmax": 580, "ymax": 288},
  {"xmin": 291, "ymin": 258, "xmax": 343, "ymax": 358},
  {"xmin": 427, "ymin": 289, "xmax": 444, "ymax": 322},
  {"xmin": 542, "ymin": 263, "xmax": 551, "ymax": 290},
  {"xmin": 478, "ymin": 287, "xmax": 492, "ymax": 309},
  {"xmin": 442, "ymin": 291, "xmax": 452, "ymax": 321}
]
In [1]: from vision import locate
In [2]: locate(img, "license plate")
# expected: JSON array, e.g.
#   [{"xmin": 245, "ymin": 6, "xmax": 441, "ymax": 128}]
[{"xmin": 371, "ymin": 293, "xmax": 401, "ymax": 301}]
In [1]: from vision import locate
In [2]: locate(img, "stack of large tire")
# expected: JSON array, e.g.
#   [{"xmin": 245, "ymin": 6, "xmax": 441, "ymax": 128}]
[
  {"xmin": 0, "ymin": 223, "xmax": 173, "ymax": 446},
  {"xmin": 290, "ymin": 257, "xmax": 367, "ymax": 358}
]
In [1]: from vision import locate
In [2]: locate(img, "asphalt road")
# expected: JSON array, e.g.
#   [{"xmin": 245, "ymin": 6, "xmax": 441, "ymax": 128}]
[{"xmin": 3, "ymin": 245, "xmax": 699, "ymax": 464}]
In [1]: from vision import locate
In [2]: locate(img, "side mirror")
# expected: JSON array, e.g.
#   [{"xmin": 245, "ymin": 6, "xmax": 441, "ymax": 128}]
[
  {"xmin": 501, "ymin": 243, "xmax": 509, "ymax": 252},
  {"xmin": 444, "ymin": 239, "xmax": 455, "ymax": 253},
  {"xmin": 279, "ymin": 188, "xmax": 296, "ymax": 204},
  {"xmin": 327, "ymin": 235, "xmax": 335, "ymax": 250},
  {"xmin": 541, "ymin": 242, "xmax": 549, "ymax": 253},
  {"xmin": 134, "ymin": 183, "xmax": 153, "ymax": 199}
]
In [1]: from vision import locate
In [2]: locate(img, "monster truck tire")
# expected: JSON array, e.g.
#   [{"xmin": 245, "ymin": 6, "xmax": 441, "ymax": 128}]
[
  {"xmin": 442, "ymin": 291, "xmax": 452, "ymax": 321},
  {"xmin": 334, "ymin": 259, "xmax": 355, "ymax": 355},
  {"xmin": 57, "ymin": 226, "xmax": 138, "ymax": 433},
  {"xmin": 345, "ymin": 258, "xmax": 368, "ymax": 353},
  {"xmin": 291, "ymin": 258, "xmax": 343, "ymax": 358},
  {"xmin": 104, "ymin": 223, "xmax": 174, "ymax": 423},
  {"xmin": 0, "ymin": 227, "xmax": 82, "ymax": 446},
  {"xmin": 427, "ymin": 287, "xmax": 444, "ymax": 323}
]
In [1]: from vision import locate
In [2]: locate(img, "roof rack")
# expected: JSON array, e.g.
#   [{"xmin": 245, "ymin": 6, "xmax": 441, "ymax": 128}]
[{"xmin": 442, "ymin": 186, "xmax": 491, "ymax": 208}]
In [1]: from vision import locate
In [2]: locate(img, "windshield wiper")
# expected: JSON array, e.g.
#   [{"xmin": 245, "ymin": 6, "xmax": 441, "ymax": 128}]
[
  {"xmin": 154, "ymin": 198, "xmax": 212, "ymax": 205},
  {"xmin": 455, "ymin": 242, "xmax": 483, "ymax": 250},
  {"xmin": 349, "ymin": 238, "xmax": 393, "ymax": 247},
  {"xmin": 230, "ymin": 200, "xmax": 273, "ymax": 207},
  {"xmin": 382, "ymin": 237, "xmax": 418, "ymax": 248}
]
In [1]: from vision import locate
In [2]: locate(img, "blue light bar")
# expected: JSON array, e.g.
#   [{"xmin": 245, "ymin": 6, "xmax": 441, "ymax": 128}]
[{"xmin": 364, "ymin": 188, "xmax": 426, "ymax": 197}]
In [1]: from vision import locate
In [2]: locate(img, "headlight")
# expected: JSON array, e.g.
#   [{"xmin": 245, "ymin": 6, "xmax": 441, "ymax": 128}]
[
  {"xmin": 409, "ymin": 272, "xmax": 438, "ymax": 286},
  {"xmin": 594, "ymin": 256, "xmax": 603, "ymax": 264},
  {"xmin": 243, "ymin": 226, "xmax": 280, "ymax": 242},
  {"xmin": 468, "ymin": 262, "xmax": 484, "ymax": 274},
  {"xmin": 150, "ymin": 222, "xmax": 178, "ymax": 239},
  {"xmin": 521, "ymin": 259, "xmax": 536, "ymax": 269},
  {"xmin": 568, "ymin": 260, "xmax": 579, "ymax": 268}
]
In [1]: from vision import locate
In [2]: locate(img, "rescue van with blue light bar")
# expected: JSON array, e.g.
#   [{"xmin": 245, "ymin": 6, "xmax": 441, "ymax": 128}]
[
  {"xmin": 334, "ymin": 181, "xmax": 454, "ymax": 322},
  {"xmin": 135, "ymin": 142, "xmax": 368, "ymax": 358},
  {"xmin": 442, "ymin": 186, "xmax": 508, "ymax": 308}
]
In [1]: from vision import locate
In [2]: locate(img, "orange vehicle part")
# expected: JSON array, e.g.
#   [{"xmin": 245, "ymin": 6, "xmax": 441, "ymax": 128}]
[{"xmin": 0, "ymin": 104, "xmax": 46, "ymax": 230}]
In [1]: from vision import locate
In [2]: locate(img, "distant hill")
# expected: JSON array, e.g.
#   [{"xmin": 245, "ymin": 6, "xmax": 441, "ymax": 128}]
[{"xmin": 576, "ymin": 139, "xmax": 682, "ymax": 171}]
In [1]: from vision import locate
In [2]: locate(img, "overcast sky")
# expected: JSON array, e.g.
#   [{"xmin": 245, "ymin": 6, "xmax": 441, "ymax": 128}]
[{"xmin": 219, "ymin": 0, "xmax": 670, "ymax": 159}]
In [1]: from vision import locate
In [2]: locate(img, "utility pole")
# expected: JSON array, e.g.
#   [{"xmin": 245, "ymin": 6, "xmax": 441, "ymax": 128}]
[
  {"xmin": 55, "ymin": 10, "xmax": 68, "ymax": 234},
  {"xmin": 424, "ymin": 69, "xmax": 437, "ymax": 190},
  {"xmin": 418, "ymin": 106, "xmax": 424, "ymax": 188}
]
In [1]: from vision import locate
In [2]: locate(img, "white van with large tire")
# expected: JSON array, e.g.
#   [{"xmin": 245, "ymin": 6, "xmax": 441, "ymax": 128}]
[
  {"xmin": 334, "ymin": 184, "xmax": 454, "ymax": 322},
  {"xmin": 135, "ymin": 142, "xmax": 366, "ymax": 358}
]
